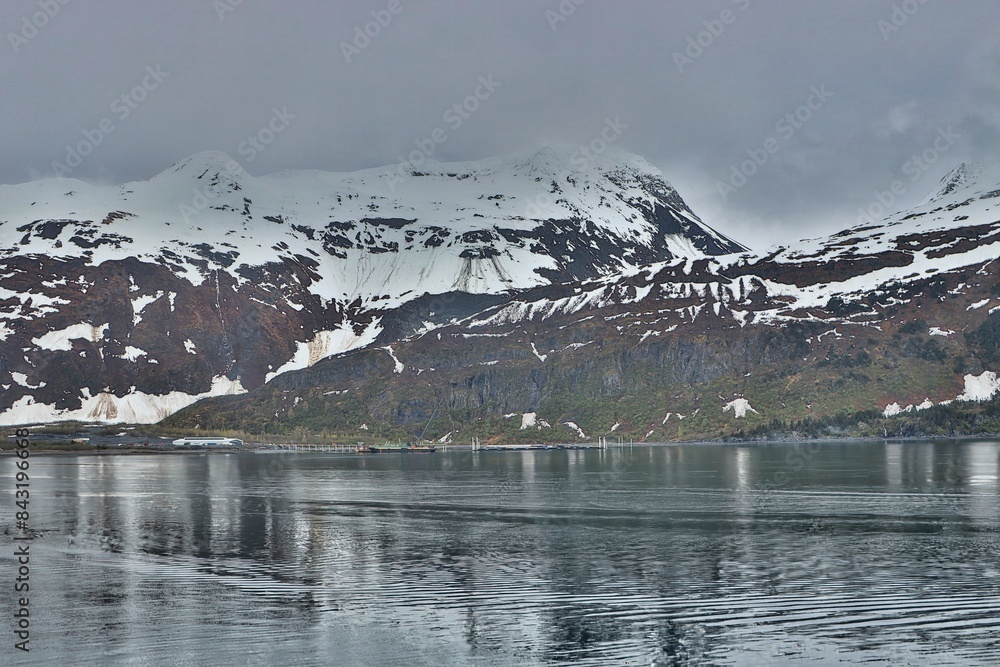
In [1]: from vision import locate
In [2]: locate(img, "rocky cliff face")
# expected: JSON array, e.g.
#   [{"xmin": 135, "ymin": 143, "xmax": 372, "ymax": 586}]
[
  {"xmin": 161, "ymin": 162, "xmax": 1000, "ymax": 441},
  {"xmin": 0, "ymin": 148, "xmax": 743, "ymax": 424}
]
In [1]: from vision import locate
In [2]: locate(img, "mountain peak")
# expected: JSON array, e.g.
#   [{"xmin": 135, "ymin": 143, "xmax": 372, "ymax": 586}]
[
  {"xmin": 925, "ymin": 161, "xmax": 986, "ymax": 203},
  {"xmin": 507, "ymin": 145, "xmax": 659, "ymax": 177},
  {"xmin": 165, "ymin": 151, "xmax": 246, "ymax": 179},
  {"xmin": 153, "ymin": 151, "xmax": 248, "ymax": 200}
]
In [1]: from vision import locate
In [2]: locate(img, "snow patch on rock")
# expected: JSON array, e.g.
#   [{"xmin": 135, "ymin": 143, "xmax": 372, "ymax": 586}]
[
  {"xmin": 265, "ymin": 321, "xmax": 382, "ymax": 382},
  {"xmin": 518, "ymin": 412, "xmax": 550, "ymax": 430},
  {"xmin": 131, "ymin": 291, "xmax": 163, "ymax": 326},
  {"xmin": 10, "ymin": 372, "xmax": 44, "ymax": 389},
  {"xmin": 884, "ymin": 372, "xmax": 1000, "ymax": 416},
  {"xmin": 883, "ymin": 402, "xmax": 905, "ymax": 417},
  {"xmin": 957, "ymin": 371, "xmax": 1000, "ymax": 402},
  {"xmin": 723, "ymin": 398, "xmax": 758, "ymax": 418},
  {"xmin": 0, "ymin": 375, "xmax": 246, "ymax": 425},
  {"xmin": 32, "ymin": 322, "xmax": 108, "ymax": 351},
  {"xmin": 121, "ymin": 346, "xmax": 148, "ymax": 361},
  {"xmin": 382, "ymin": 345, "xmax": 405, "ymax": 374},
  {"xmin": 883, "ymin": 400, "xmax": 937, "ymax": 416}
]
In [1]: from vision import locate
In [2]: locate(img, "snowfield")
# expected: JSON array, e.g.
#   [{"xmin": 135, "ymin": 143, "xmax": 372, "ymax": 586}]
[
  {"xmin": 0, "ymin": 148, "xmax": 747, "ymax": 424},
  {"xmin": 883, "ymin": 371, "xmax": 1000, "ymax": 417},
  {"xmin": 0, "ymin": 147, "xmax": 741, "ymax": 308},
  {"xmin": 0, "ymin": 376, "xmax": 246, "ymax": 425},
  {"xmin": 957, "ymin": 371, "xmax": 1000, "ymax": 402}
]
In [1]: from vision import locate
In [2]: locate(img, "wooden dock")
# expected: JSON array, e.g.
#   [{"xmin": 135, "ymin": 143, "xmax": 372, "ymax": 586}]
[{"xmin": 271, "ymin": 444, "xmax": 356, "ymax": 453}]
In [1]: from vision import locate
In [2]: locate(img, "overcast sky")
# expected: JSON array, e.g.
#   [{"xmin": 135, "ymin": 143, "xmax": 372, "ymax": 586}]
[{"xmin": 3, "ymin": 0, "xmax": 998, "ymax": 249}]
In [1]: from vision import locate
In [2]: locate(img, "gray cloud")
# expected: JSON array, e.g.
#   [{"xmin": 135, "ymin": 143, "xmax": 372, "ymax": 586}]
[{"xmin": 3, "ymin": 0, "xmax": 998, "ymax": 249}]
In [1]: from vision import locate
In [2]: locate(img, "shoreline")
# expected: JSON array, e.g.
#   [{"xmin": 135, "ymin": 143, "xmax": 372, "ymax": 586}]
[{"xmin": 6, "ymin": 432, "xmax": 1000, "ymax": 456}]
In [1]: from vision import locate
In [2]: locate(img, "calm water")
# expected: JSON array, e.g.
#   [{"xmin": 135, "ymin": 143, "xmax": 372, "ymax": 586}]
[{"xmin": 3, "ymin": 441, "xmax": 1000, "ymax": 666}]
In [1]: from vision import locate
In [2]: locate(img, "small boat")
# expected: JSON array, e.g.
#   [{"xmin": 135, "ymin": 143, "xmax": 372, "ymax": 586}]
[{"xmin": 355, "ymin": 444, "xmax": 373, "ymax": 454}]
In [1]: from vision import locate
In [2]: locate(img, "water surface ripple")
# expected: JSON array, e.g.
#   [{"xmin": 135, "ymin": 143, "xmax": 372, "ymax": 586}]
[{"xmin": 2, "ymin": 440, "xmax": 998, "ymax": 665}]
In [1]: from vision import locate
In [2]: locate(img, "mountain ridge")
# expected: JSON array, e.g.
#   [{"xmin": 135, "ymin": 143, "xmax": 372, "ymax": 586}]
[
  {"xmin": 0, "ymin": 148, "xmax": 742, "ymax": 425},
  {"xmin": 160, "ymin": 157, "xmax": 1000, "ymax": 442}
]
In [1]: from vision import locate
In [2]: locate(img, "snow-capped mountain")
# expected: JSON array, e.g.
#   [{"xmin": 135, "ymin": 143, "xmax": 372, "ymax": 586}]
[
  {"xmin": 163, "ymin": 161, "xmax": 1000, "ymax": 442},
  {"xmin": 923, "ymin": 161, "xmax": 992, "ymax": 204},
  {"xmin": 465, "ymin": 158, "xmax": 1000, "ymax": 331},
  {"xmin": 0, "ymin": 148, "xmax": 743, "ymax": 424}
]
